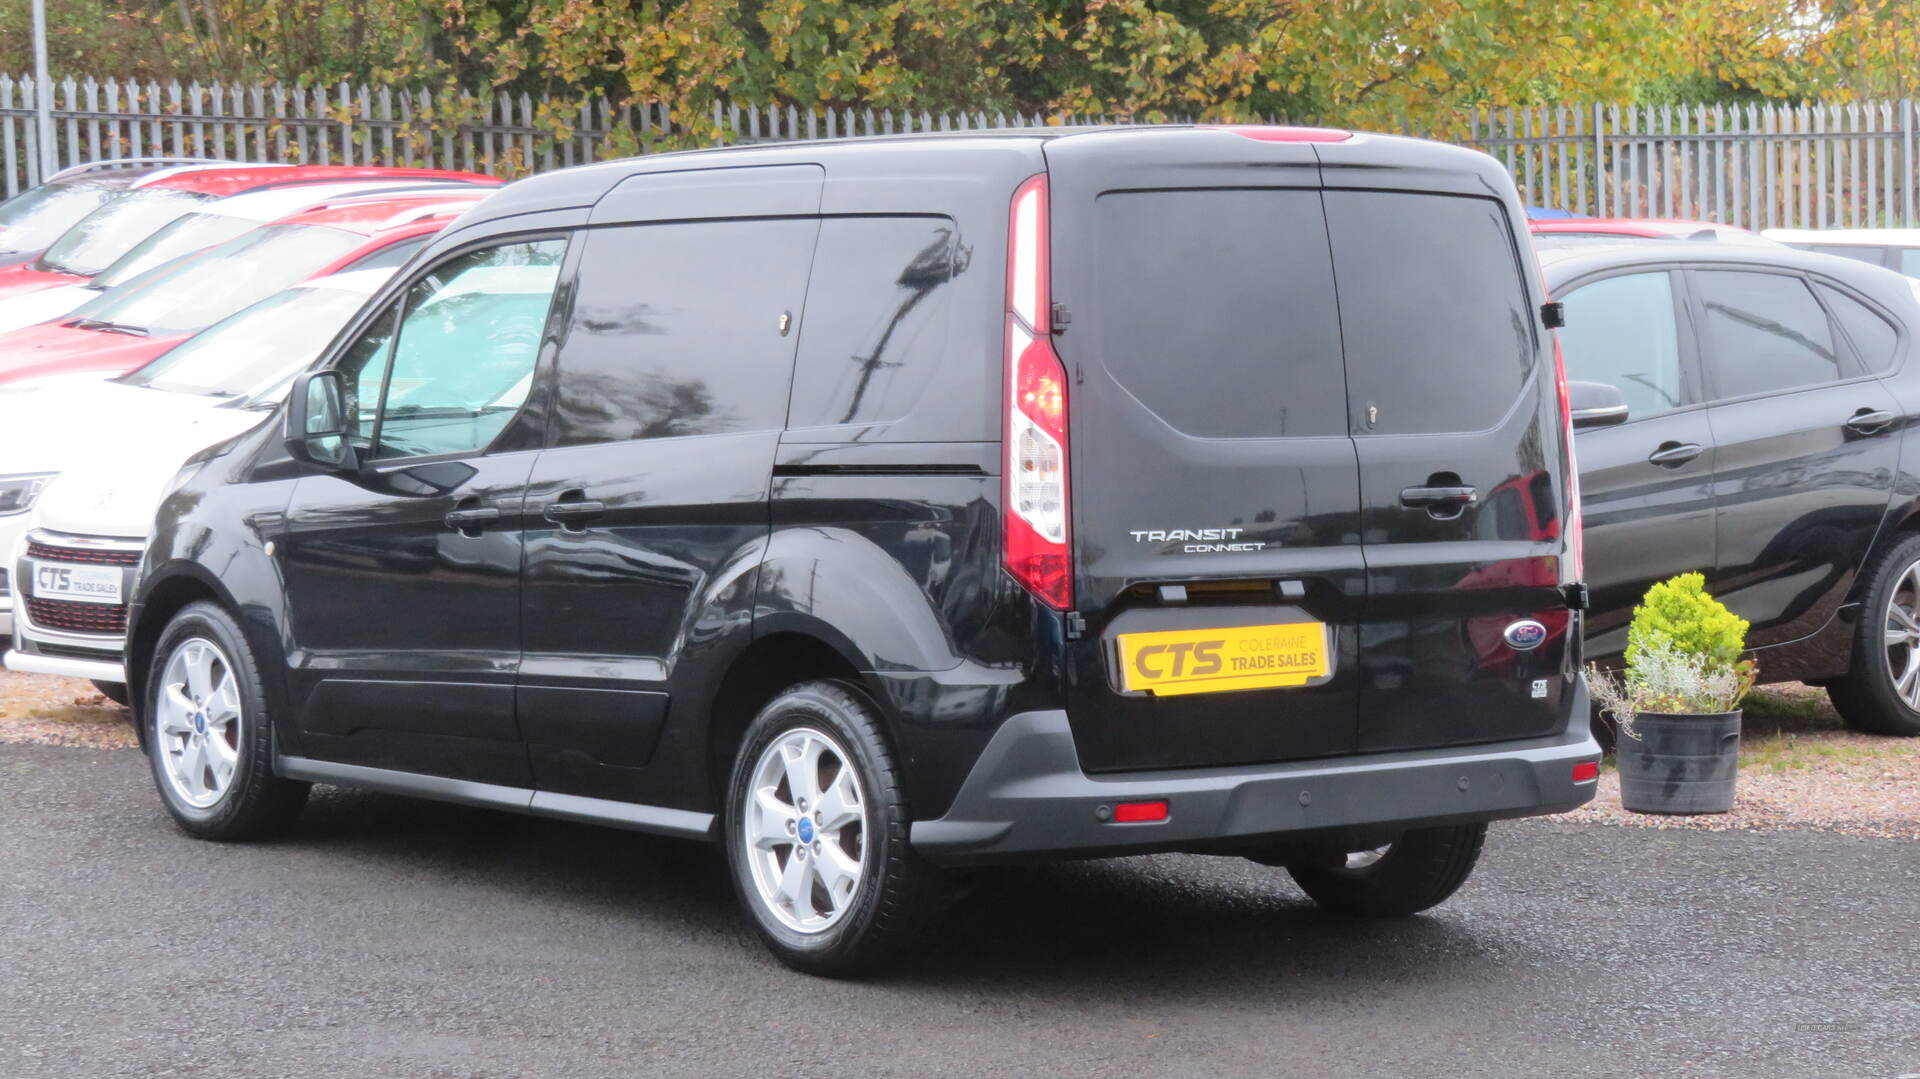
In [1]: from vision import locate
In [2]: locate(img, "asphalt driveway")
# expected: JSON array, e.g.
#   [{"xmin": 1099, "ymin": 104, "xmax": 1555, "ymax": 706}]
[{"xmin": 1, "ymin": 743, "xmax": 1915, "ymax": 1078}]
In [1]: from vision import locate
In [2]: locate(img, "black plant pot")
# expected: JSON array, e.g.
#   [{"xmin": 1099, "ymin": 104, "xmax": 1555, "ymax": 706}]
[{"xmin": 1615, "ymin": 710, "xmax": 1741, "ymax": 814}]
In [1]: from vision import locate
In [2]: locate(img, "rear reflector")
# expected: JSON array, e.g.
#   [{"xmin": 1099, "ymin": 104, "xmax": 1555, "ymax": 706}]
[
  {"xmin": 1571, "ymin": 761, "xmax": 1599, "ymax": 784},
  {"xmin": 1112, "ymin": 800, "xmax": 1169, "ymax": 824}
]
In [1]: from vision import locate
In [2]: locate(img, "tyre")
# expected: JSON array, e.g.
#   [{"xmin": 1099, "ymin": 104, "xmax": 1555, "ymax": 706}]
[
  {"xmin": 1828, "ymin": 533, "xmax": 1920, "ymax": 736},
  {"xmin": 90, "ymin": 680, "xmax": 130, "ymax": 707},
  {"xmin": 1285, "ymin": 822, "xmax": 1487, "ymax": 917},
  {"xmin": 722, "ymin": 680, "xmax": 946, "ymax": 977},
  {"xmin": 146, "ymin": 601, "xmax": 309, "ymax": 840}
]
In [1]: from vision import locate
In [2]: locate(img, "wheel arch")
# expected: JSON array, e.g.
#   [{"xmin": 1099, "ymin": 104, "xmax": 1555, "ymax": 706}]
[{"xmin": 126, "ymin": 564, "xmax": 256, "ymax": 720}]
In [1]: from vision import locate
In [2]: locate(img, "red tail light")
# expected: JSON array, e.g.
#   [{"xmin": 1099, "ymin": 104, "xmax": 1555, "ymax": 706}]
[
  {"xmin": 1004, "ymin": 174, "xmax": 1072, "ymax": 610},
  {"xmin": 1551, "ymin": 332, "xmax": 1584, "ymax": 584}
]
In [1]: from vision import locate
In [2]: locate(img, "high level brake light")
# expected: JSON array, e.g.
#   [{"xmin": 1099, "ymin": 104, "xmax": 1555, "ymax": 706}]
[{"xmin": 1003, "ymin": 174, "xmax": 1072, "ymax": 610}]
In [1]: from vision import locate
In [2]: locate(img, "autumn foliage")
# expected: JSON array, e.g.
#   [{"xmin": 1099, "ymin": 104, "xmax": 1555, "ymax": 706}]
[{"xmin": 7, "ymin": 0, "xmax": 1918, "ymax": 141}]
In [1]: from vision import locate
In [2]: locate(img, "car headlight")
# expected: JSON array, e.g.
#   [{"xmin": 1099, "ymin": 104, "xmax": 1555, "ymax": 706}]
[{"xmin": 0, "ymin": 473, "xmax": 53, "ymax": 516}]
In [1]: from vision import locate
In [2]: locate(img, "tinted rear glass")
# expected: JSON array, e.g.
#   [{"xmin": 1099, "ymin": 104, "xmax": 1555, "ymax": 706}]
[
  {"xmin": 787, "ymin": 216, "xmax": 960, "ymax": 430},
  {"xmin": 1817, "ymin": 283, "xmax": 1900, "ymax": 373},
  {"xmin": 1091, "ymin": 188, "xmax": 1346, "ymax": 438},
  {"xmin": 1695, "ymin": 270, "xmax": 1843, "ymax": 398},
  {"xmin": 1325, "ymin": 191, "xmax": 1534, "ymax": 435}
]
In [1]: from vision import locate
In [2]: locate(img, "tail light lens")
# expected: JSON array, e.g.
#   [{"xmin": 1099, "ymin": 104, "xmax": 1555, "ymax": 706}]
[
  {"xmin": 1004, "ymin": 175, "xmax": 1072, "ymax": 610},
  {"xmin": 1551, "ymin": 332, "xmax": 1584, "ymax": 584}
]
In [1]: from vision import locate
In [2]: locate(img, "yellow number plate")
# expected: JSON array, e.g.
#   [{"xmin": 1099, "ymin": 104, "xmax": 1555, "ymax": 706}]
[{"xmin": 1116, "ymin": 622, "xmax": 1331, "ymax": 697}]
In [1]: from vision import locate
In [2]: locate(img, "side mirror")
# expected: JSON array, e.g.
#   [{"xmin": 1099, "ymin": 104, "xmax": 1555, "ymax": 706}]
[
  {"xmin": 1568, "ymin": 380, "xmax": 1629, "ymax": 429},
  {"xmin": 282, "ymin": 370, "xmax": 358, "ymax": 472}
]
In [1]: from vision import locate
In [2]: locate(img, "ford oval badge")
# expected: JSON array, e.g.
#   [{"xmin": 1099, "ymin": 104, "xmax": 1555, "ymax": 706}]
[{"xmin": 1503, "ymin": 620, "xmax": 1548, "ymax": 651}]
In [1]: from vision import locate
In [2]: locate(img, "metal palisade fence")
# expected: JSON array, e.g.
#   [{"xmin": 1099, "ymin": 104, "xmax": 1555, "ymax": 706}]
[
  {"xmin": 0, "ymin": 74, "xmax": 1160, "ymax": 196},
  {"xmin": 1470, "ymin": 101, "xmax": 1920, "ymax": 230},
  {"xmin": 4, "ymin": 73, "xmax": 1920, "ymax": 233}
]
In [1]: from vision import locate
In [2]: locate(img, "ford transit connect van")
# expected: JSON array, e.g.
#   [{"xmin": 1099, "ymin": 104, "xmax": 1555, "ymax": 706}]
[{"xmin": 121, "ymin": 126, "xmax": 1599, "ymax": 975}]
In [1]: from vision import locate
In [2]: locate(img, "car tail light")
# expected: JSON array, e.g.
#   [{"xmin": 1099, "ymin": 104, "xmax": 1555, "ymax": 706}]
[
  {"xmin": 1004, "ymin": 174, "xmax": 1072, "ymax": 610},
  {"xmin": 1552, "ymin": 332, "xmax": 1584, "ymax": 584}
]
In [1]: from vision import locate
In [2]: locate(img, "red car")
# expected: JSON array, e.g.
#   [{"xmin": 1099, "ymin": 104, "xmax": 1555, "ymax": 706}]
[
  {"xmin": 0, "ymin": 190, "xmax": 488, "ymax": 383},
  {"xmin": 1528, "ymin": 216, "xmax": 1778, "ymax": 247},
  {"xmin": 0, "ymin": 163, "xmax": 495, "ymax": 306}
]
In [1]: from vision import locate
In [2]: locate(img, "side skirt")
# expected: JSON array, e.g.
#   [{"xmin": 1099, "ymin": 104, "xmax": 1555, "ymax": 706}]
[{"xmin": 275, "ymin": 755, "xmax": 717, "ymax": 841}]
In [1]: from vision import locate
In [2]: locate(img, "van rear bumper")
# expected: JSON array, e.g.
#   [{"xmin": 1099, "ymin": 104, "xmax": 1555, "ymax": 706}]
[{"xmin": 910, "ymin": 691, "xmax": 1601, "ymax": 865}]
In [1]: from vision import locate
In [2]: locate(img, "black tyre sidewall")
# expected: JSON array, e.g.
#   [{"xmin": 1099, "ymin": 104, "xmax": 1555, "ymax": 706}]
[
  {"xmin": 1832, "ymin": 534, "xmax": 1920, "ymax": 737},
  {"xmin": 146, "ymin": 601, "xmax": 301, "ymax": 838},
  {"xmin": 1287, "ymin": 822, "xmax": 1487, "ymax": 918},
  {"xmin": 722, "ymin": 681, "xmax": 925, "ymax": 976}
]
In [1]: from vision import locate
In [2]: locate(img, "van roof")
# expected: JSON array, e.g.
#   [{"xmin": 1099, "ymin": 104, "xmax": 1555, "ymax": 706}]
[{"xmin": 465, "ymin": 124, "xmax": 1514, "ymax": 227}]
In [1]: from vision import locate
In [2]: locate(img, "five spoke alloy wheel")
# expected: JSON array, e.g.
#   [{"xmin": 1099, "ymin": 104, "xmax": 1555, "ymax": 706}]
[
  {"xmin": 741, "ymin": 726, "xmax": 869, "ymax": 934},
  {"xmin": 1885, "ymin": 563, "xmax": 1920, "ymax": 711},
  {"xmin": 155, "ymin": 636, "xmax": 243, "ymax": 810}
]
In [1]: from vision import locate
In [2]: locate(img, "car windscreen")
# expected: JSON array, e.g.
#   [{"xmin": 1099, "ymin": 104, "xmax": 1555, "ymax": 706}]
[
  {"xmin": 89, "ymin": 210, "xmax": 262, "ymax": 289},
  {"xmin": 66, "ymin": 223, "xmax": 361, "ymax": 336},
  {"xmin": 0, "ymin": 181, "xmax": 118, "ymax": 256},
  {"xmin": 120, "ymin": 285, "xmax": 370, "ymax": 398},
  {"xmin": 33, "ymin": 188, "xmax": 212, "ymax": 276}
]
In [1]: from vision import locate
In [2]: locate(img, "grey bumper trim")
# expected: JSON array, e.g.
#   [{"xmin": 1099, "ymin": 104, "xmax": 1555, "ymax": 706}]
[{"xmin": 911, "ymin": 691, "xmax": 1601, "ymax": 864}]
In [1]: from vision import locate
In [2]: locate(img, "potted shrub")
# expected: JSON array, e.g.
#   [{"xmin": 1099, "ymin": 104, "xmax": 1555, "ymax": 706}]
[{"xmin": 1589, "ymin": 573, "xmax": 1756, "ymax": 814}]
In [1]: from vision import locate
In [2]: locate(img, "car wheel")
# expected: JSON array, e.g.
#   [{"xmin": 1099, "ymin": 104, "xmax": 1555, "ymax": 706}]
[
  {"xmin": 1285, "ymin": 822, "xmax": 1487, "ymax": 917},
  {"xmin": 90, "ymin": 680, "xmax": 130, "ymax": 707},
  {"xmin": 147, "ymin": 601, "xmax": 309, "ymax": 840},
  {"xmin": 723, "ymin": 680, "xmax": 946, "ymax": 976},
  {"xmin": 1829, "ymin": 533, "xmax": 1920, "ymax": 736}
]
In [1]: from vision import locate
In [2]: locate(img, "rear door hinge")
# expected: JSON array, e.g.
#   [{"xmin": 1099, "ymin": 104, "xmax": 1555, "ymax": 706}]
[
  {"xmin": 1050, "ymin": 301, "xmax": 1071, "ymax": 333},
  {"xmin": 1563, "ymin": 583, "xmax": 1590, "ymax": 611},
  {"xmin": 1066, "ymin": 611, "xmax": 1087, "ymax": 639}
]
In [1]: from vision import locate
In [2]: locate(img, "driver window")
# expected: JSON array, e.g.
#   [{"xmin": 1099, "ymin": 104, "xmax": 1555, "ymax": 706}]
[
  {"xmin": 339, "ymin": 238, "xmax": 566, "ymax": 461},
  {"xmin": 1557, "ymin": 271, "xmax": 1686, "ymax": 422}
]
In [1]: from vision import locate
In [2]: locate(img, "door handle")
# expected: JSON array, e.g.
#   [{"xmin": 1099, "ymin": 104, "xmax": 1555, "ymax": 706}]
[
  {"xmin": 444, "ymin": 506, "xmax": 500, "ymax": 530},
  {"xmin": 1399, "ymin": 485, "xmax": 1478, "ymax": 508},
  {"xmin": 1845, "ymin": 408, "xmax": 1897, "ymax": 436},
  {"xmin": 543, "ymin": 499, "xmax": 607, "ymax": 527},
  {"xmin": 1646, "ymin": 441, "xmax": 1703, "ymax": 468}
]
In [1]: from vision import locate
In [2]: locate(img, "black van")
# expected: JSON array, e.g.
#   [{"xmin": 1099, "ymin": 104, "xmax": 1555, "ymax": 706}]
[{"xmin": 123, "ymin": 126, "xmax": 1599, "ymax": 974}]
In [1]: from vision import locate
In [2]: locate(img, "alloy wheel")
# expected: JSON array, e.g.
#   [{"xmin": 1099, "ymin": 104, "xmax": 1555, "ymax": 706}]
[
  {"xmin": 741, "ymin": 726, "xmax": 869, "ymax": 934},
  {"xmin": 1885, "ymin": 561, "xmax": 1920, "ymax": 712},
  {"xmin": 155, "ymin": 637, "xmax": 243, "ymax": 810}
]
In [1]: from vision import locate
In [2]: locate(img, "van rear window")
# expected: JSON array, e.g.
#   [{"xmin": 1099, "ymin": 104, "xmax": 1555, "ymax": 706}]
[
  {"xmin": 1324, "ymin": 191, "xmax": 1534, "ymax": 435},
  {"xmin": 1091, "ymin": 188, "xmax": 1347, "ymax": 438}
]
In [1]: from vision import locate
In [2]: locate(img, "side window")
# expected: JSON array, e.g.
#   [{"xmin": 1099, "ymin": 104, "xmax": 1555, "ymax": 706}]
[
  {"xmin": 1695, "ymin": 270, "xmax": 1844, "ymax": 400},
  {"xmin": 1817, "ymin": 284, "xmax": 1900, "ymax": 374},
  {"xmin": 1323, "ymin": 191, "xmax": 1534, "ymax": 436},
  {"xmin": 786, "ymin": 216, "xmax": 964, "ymax": 430},
  {"xmin": 337, "ymin": 307, "xmax": 398, "ymax": 447},
  {"xmin": 335, "ymin": 238, "xmax": 565, "ymax": 460},
  {"xmin": 1557, "ymin": 271, "xmax": 1686, "ymax": 420},
  {"xmin": 552, "ymin": 218, "xmax": 818, "ymax": 446}
]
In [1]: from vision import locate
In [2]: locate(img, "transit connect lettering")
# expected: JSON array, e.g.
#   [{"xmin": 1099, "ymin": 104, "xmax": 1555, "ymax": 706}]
[{"xmin": 1128, "ymin": 527, "xmax": 1268, "ymax": 554}]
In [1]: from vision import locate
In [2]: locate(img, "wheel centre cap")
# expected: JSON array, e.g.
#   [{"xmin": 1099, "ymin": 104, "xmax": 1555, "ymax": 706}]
[
  {"xmin": 797, "ymin": 817, "xmax": 815, "ymax": 844},
  {"xmin": 193, "ymin": 712, "xmax": 206, "ymax": 735}
]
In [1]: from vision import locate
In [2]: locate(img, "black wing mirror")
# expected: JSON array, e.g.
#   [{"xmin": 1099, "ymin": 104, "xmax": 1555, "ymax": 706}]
[
  {"xmin": 282, "ymin": 370, "xmax": 359, "ymax": 472},
  {"xmin": 1568, "ymin": 380, "xmax": 1629, "ymax": 430}
]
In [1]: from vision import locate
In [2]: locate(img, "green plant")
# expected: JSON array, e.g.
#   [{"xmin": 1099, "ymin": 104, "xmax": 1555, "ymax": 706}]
[{"xmin": 1589, "ymin": 572, "xmax": 1756, "ymax": 735}]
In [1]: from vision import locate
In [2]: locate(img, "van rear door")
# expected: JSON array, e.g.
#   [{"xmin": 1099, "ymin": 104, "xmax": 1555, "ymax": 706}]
[
  {"xmin": 1317, "ymin": 180, "xmax": 1576, "ymax": 751},
  {"xmin": 1044, "ymin": 131, "xmax": 1363, "ymax": 773}
]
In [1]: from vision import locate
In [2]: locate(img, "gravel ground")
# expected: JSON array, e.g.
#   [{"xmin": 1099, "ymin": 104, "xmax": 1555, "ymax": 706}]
[
  {"xmin": 5, "ymin": 668, "xmax": 1917, "ymax": 835},
  {"xmin": 0, "ymin": 669, "xmax": 135, "ymax": 749}
]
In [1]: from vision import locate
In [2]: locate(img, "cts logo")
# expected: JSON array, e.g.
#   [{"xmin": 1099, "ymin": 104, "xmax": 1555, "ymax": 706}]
[{"xmin": 1132, "ymin": 640, "xmax": 1225, "ymax": 680}]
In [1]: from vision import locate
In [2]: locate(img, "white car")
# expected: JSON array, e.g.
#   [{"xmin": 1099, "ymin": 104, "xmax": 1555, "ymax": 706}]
[
  {"xmin": 0, "ymin": 269, "xmax": 392, "ymax": 689},
  {"xmin": 0, "ymin": 181, "xmax": 439, "ymax": 336},
  {"xmin": 1762, "ymin": 228, "xmax": 1920, "ymax": 279}
]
